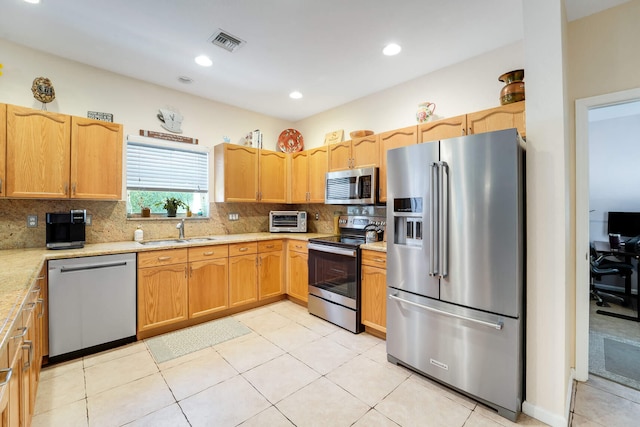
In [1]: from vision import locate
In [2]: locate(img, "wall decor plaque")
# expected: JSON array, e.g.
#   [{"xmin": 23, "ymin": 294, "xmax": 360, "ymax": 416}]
[
  {"xmin": 324, "ymin": 130, "xmax": 344, "ymax": 145},
  {"xmin": 87, "ymin": 111, "xmax": 114, "ymax": 122},
  {"xmin": 139, "ymin": 129, "xmax": 198, "ymax": 144}
]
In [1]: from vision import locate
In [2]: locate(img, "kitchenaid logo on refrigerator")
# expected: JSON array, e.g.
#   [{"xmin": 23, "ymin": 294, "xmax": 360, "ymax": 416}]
[{"xmin": 430, "ymin": 358, "xmax": 449, "ymax": 371}]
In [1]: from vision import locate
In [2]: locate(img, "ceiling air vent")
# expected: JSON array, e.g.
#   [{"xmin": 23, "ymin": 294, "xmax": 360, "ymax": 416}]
[{"xmin": 209, "ymin": 30, "xmax": 245, "ymax": 53}]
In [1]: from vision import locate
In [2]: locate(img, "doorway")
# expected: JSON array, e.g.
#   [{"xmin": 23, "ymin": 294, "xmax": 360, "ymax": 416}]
[{"xmin": 576, "ymin": 88, "xmax": 640, "ymax": 386}]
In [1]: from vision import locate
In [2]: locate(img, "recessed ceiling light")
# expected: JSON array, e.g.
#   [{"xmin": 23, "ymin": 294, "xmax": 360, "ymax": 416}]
[
  {"xmin": 194, "ymin": 55, "xmax": 212, "ymax": 67},
  {"xmin": 383, "ymin": 43, "xmax": 402, "ymax": 56},
  {"xmin": 23, "ymin": 0, "xmax": 40, "ymax": 3},
  {"xmin": 289, "ymin": 91, "xmax": 303, "ymax": 99},
  {"xmin": 178, "ymin": 76, "xmax": 193, "ymax": 84}
]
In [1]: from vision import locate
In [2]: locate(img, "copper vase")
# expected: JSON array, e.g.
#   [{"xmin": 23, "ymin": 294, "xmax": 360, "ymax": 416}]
[{"xmin": 499, "ymin": 69, "xmax": 525, "ymax": 105}]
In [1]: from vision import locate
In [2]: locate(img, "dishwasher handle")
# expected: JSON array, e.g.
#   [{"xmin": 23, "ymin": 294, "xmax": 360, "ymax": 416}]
[{"xmin": 60, "ymin": 261, "xmax": 128, "ymax": 273}]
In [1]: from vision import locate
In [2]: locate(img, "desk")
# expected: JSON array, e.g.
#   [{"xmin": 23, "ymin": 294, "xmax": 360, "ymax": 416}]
[{"xmin": 593, "ymin": 240, "xmax": 639, "ymax": 322}]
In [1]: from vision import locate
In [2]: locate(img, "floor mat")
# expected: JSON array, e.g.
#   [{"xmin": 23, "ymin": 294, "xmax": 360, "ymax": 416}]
[
  {"xmin": 590, "ymin": 331, "xmax": 640, "ymax": 390},
  {"xmin": 146, "ymin": 317, "xmax": 251, "ymax": 363}
]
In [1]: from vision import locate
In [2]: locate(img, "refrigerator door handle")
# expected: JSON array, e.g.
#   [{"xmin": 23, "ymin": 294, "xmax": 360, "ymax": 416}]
[
  {"xmin": 429, "ymin": 162, "xmax": 439, "ymax": 276},
  {"xmin": 389, "ymin": 293, "xmax": 504, "ymax": 330},
  {"xmin": 439, "ymin": 161, "xmax": 449, "ymax": 278}
]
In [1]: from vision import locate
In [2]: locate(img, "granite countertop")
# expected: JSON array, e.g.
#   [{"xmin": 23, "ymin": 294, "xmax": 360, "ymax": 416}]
[
  {"xmin": 360, "ymin": 241, "xmax": 387, "ymax": 252},
  {"xmin": 0, "ymin": 232, "xmax": 330, "ymax": 351}
]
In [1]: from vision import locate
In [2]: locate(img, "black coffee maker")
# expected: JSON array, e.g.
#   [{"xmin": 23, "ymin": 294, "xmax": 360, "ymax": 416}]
[{"xmin": 46, "ymin": 210, "xmax": 87, "ymax": 249}]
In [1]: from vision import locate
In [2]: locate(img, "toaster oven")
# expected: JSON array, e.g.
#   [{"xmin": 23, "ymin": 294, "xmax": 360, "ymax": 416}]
[{"xmin": 269, "ymin": 211, "xmax": 307, "ymax": 233}]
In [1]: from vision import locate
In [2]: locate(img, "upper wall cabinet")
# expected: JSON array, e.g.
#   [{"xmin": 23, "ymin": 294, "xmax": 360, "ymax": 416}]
[
  {"xmin": 467, "ymin": 101, "xmax": 526, "ymax": 138},
  {"xmin": 328, "ymin": 135, "xmax": 379, "ymax": 171},
  {"xmin": 418, "ymin": 114, "xmax": 467, "ymax": 143},
  {"xmin": 289, "ymin": 145, "xmax": 328, "ymax": 203},
  {"xmin": 5, "ymin": 105, "xmax": 123, "ymax": 200},
  {"xmin": 259, "ymin": 149, "xmax": 287, "ymax": 203},
  {"xmin": 378, "ymin": 126, "xmax": 417, "ymax": 203},
  {"xmin": 0, "ymin": 104, "xmax": 6, "ymax": 197}
]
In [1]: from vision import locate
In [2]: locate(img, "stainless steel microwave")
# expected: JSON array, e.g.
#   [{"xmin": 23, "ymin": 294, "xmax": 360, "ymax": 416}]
[
  {"xmin": 269, "ymin": 211, "xmax": 307, "ymax": 233},
  {"xmin": 325, "ymin": 167, "xmax": 378, "ymax": 205}
]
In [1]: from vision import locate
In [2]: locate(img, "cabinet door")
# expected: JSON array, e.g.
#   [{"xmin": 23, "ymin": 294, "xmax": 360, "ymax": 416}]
[
  {"xmin": 219, "ymin": 144, "xmax": 259, "ymax": 202},
  {"xmin": 0, "ymin": 104, "xmax": 6, "ymax": 197},
  {"xmin": 418, "ymin": 115, "xmax": 467, "ymax": 143},
  {"xmin": 189, "ymin": 258, "xmax": 229, "ymax": 318},
  {"xmin": 328, "ymin": 141, "xmax": 352, "ymax": 171},
  {"xmin": 229, "ymin": 254, "xmax": 257, "ymax": 307},
  {"xmin": 361, "ymin": 265, "xmax": 387, "ymax": 333},
  {"xmin": 379, "ymin": 127, "xmax": 416, "ymax": 202},
  {"xmin": 467, "ymin": 101, "xmax": 526, "ymax": 138},
  {"xmin": 307, "ymin": 146, "xmax": 328, "ymax": 203},
  {"xmin": 259, "ymin": 150, "xmax": 287, "ymax": 203},
  {"xmin": 287, "ymin": 250, "xmax": 308, "ymax": 302},
  {"xmin": 258, "ymin": 251, "xmax": 284, "ymax": 300},
  {"xmin": 290, "ymin": 151, "xmax": 309, "ymax": 203},
  {"xmin": 6, "ymin": 105, "xmax": 71, "ymax": 198},
  {"xmin": 137, "ymin": 264, "xmax": 188, "ymax": 332},
  {"xmin": 70, "ymin": 117, "xmax": 123, "ymax": 200},
  {"xmin": 352, "ymin": 135, "xmax": 379, "ymax": 168}
]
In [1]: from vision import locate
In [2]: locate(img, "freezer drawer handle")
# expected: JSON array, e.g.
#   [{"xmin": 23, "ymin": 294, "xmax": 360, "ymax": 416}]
[
  {"xmin": 389, "ymin": 294, "xmax": 504, "ymax": 330},
  {"xmin": 60, "ymin": 261, "xmax": 128, "ymax": 273}
]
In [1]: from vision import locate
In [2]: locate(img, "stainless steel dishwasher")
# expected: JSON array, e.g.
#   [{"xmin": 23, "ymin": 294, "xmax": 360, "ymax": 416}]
[{"xmin": 48, "ymin": 253, "xmax": 137, "ymax": 362}]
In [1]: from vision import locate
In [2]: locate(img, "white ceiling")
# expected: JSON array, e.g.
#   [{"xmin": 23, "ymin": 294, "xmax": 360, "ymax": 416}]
[{"xmin": 0, "ymin": 0, "xmax": 630, "ymax": 122}]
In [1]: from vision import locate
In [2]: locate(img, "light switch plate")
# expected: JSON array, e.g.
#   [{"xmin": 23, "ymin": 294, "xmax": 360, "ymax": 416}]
[
  {"xmin": 228, "ymin": 213, "xmax": 239, "ymax": 221},
  {"xmin": 27, "ymin": 215, "xmax": 38, "ymax": 228}
]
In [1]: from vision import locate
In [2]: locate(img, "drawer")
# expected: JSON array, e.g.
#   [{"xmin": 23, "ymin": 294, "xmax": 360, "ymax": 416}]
[
  {"xmin": 138, "ymin": 248, "xmax": 188, "ymax": 268},
  {"xmin": 287, "ymin": 240, "xmax": 308, "ymax": 254},
  {"xmin": 188, "ymin": 244, "xmax": 229, "ymax": 262},
  {"xmin": 229, "ymin": 242, "xmax": 258, "ymax": 257},
  {"xmin": 258, "ymin": 240, "xmax": 283, "ymax": 253},
  {"xmin": 361, "ymin": 250, "xmax": 387, "ymax": 269}
]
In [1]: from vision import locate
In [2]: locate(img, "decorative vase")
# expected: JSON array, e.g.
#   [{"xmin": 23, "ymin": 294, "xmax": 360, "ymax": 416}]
[
  {"xmin": 416, "ymin": 102, "xmax": 436, "ymax": 123},
  {"xmin": 166, "ymin": 208, "xmax": 177, "ymax": 217},
  {"xmin": 141, "ymin": 207, "xmax": 150, "ymax": 217},
  {"xmin": 499, "ymin": 69, "xmax": 525, "ymax": 105}
]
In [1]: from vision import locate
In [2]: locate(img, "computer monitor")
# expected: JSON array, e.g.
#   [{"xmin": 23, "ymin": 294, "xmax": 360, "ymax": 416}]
[{"xmin": 607, "ymin": 211, "xmax": 640, "ymax": 238}]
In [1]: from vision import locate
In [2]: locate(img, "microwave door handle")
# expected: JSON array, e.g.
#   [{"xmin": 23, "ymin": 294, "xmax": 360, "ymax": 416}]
[
  {"xmin": 429, "ymin": 162, "xmax": 439, "ymax": 276},
  {"xmin": 439, "ymin": 161, "xmax": 449, "ymax": 278},
  {"xmin": 354, "ymin": 175, "xmax": 361, "ymax": 199}
]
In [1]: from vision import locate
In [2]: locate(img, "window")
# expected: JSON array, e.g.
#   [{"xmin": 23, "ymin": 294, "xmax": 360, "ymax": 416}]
[{"xmin": 126, "ymin": 136, "xmax": 209, "ymax": 217}]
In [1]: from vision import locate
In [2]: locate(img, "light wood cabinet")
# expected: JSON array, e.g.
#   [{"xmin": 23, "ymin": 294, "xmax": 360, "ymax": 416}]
[
  {"xmin": 137, "ymin": 249, "xmax": 189, "ymax": 332},
  {"xmin": 229, "ymin": 242, "xmax": 258, "ymax": 307},
  {"xmin": 0, "ymin": 104, "xmax": 6, "ymax": 198},
  {"xmin": 4, "ymin": 105, "xmax": 123, "ymax": 200},
  {"xmin": 328, "ymin": 135, "xmax": 379, "ymax": 171},
  {"xmin": 259, "ymin": 150, "xmax": 287, "ymax": 203},
  {"xmin": 258, "ymin": 240, "xmax": 284, "ymax": 300},
  {"xmin": 289, "ymin": 146, "xmax": 328, "ymax": 203},
  {"xmin": 361, "ymin": 250, "xmax": 387, "ymax": 334},
  {"xmin": 286, "ymin": 240, "xmax": 308, "ymax": 303},
  {"xmin": 467, "ymin": 101, "xmax": 526, "ymax": 138},
  {"xmin": 378, "ymin": 126, "xmax": 417, "ymax": 202},
  {"xmin": 70, "ymin": 117, "xmax": 123, "ymax": 199},
  {"xmin": 418, "ymin": 114, "xmax": 467, "ymax": 143},
  {"xmin": 188, "ymin": 245, "xmax": 229, "ymax": 318}
]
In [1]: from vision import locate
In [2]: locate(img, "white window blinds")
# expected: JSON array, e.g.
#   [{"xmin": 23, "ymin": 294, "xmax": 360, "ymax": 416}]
[{"xmin": 126, "ymin": 137, "xmax": 209, "ymax": 193}]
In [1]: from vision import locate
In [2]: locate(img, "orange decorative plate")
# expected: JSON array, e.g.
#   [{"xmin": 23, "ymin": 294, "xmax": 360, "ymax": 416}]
[{"xmin": 278, "ymin": 128, "xmax": 304, "ymax": 153}]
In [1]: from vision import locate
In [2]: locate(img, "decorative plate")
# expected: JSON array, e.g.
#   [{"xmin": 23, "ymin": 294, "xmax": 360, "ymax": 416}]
[
  {"xmin": 278, "ymin": 128, "xmax": 304, "ymax": 153},
  {"xmin": 31, "ymin": 77, "xmax": 56, "ymax": 103}
]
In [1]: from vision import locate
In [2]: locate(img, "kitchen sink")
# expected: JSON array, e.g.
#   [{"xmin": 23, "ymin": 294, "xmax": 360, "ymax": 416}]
[{"xmin": 138, "ymin": 237, "xmax": 216, "ymax": 246}]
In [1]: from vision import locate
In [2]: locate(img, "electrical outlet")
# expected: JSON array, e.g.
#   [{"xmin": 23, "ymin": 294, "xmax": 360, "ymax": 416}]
[
  {"xmin": 315, "ymin": 212, "xmax": 320, "ymax": 220},
  {"xmin": 86, "ymin": 214, "xmax": 92, "ymax": 225},
  {"xmin": 26, "ymin": 215, "xmax": 38, "ymax": 228},
  {"xmin": 228, "ymin": 213, "xmax": 239, "ymax": 221}
]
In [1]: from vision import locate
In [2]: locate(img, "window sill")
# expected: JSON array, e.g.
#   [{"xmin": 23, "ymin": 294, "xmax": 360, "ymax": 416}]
[{"xmin": 126, "ymin": 214, "xmax": 209, "ymax": 221}]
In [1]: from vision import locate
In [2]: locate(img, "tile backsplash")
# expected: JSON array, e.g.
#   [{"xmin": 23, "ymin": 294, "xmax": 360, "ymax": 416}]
[{"xmin": 0, "ymin": 200, "xmax": 341, "ymax": 250}]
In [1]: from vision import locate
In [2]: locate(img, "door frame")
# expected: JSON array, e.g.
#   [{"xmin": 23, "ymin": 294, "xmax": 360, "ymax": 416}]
[{"xmin": 575, "ymin": 87, "xmax": 640, "ymax": 381}]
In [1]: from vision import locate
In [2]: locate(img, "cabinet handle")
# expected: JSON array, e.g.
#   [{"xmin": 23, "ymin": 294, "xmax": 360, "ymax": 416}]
[
  {"xmin": 295, "ymin": 245, "xmax": 303, "ymax": 249},
  {"xmin": 37, "ymin": 298, "xmax": 45, "ymax": 319},
  {"xmin": 31, "ymin": 286, "xmax": 41, "ymax": 294},
  {"xmin": 265, "ymin": 244, "xmax": 274, "ymax": 249},
  {"xmin": 0, "ymin": 178, "xmax": 3, "ymax": 194},
  {"xmin": 22, "ymin": 340, "xmax": 33, "ymax": 370},
  {"xmin": 23, "ymin": 302, "xmax": 36, "ymax": 312},
  {"xmin": 157, "ymin": 256, "xmax": 172, "ymax": 261},
  {"xmin": 0, "ymin": 368, "xmax": 12, "ymax": 387},
  {"xmin": 12, "ymin": 327, "xmax": 27, "ymax": 339},
  {"xmin": 256, "ymin": 192, "xmax": 259, "ymax": 201},
  {"xmin": 72, "ymin": 183, "xmax": 77, "ymax": 195},
  {"xmin": 189, "ymin": 266, "xmax": 193, "ymax": 277},
  {"xmin": 239, "ymin": 247, "xmax": 248, "ymax": 252},
  {"xmin": 202, "ymin": 251, "xmax": 215, "ymax": 256},
  {"xmin": 64, "ymin": 183, "xmax": 69, "ymax": 195},
  {"xmin": 373, "ymin": 258, "xmax": 385, "ymax": 263},
  {"xmin": 185, "ymin": 266, "xmax": 188, "ymax": 278}
]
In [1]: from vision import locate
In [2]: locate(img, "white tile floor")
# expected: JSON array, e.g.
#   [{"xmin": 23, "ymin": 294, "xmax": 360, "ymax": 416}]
[{"xmin": 34, "ymin": 300, "xmax": 554, "ymax": 427}]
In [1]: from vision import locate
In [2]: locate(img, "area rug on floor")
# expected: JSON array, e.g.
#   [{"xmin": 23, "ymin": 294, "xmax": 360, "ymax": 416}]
[
  {"xmin": 146, "ymin": 317, "xmax": 251, "ymax": 363},
  {"xmin": 589, "ymin": 331, "xmax": 640, "ymax": 390}
]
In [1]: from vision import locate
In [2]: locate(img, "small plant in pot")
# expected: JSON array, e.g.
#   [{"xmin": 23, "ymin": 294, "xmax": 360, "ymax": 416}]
[{"xmin": 157, "ymin": 197, "xmax": 186, "ymax": 217}]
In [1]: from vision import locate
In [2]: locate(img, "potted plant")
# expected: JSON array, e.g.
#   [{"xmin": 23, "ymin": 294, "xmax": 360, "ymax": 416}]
[{"xmin": 157, "ymin": 197, "xmax": 186, "ymax": 217}]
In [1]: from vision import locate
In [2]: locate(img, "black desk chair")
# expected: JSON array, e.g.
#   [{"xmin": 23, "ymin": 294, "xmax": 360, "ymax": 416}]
[{"xmin": 590, "ymin": 244, "xmax": 634, "ymax": 307}]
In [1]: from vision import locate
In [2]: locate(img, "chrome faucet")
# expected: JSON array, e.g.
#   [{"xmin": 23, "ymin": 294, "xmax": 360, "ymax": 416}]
[{"xmin": 176, "ymin": 219, "xmax": 185, "ymax": 239}]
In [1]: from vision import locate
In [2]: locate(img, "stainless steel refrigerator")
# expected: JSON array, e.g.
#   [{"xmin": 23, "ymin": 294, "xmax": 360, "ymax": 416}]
[{"xmin": 386, "ymin": 128, "xmax": 525, "ymax": 421}]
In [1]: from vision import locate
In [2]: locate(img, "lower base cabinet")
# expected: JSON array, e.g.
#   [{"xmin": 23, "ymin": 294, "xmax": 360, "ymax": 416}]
[
  {"xmin": 188, "ymin": 245, "xmax": 230, "ymax": 318},
  {"xmin": 229, "ymin": 243, "xmax": 258, "ymax": 307},
  {"xmin": 361, "ymin": 250, "xmax": 387, "ymax": 334},
  {"xmin": 258, "ymin": 240, "xmax": 284, "ymax": 300},
  {"xmin": 287, "ymin": 241, "xmax": 308, "ymax": 302}
]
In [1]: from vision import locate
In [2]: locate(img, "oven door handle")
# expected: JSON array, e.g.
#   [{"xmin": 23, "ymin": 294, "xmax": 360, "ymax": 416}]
[{"xmin": 308, "ymin": 243, "xmax": 357, "ymax": 257}]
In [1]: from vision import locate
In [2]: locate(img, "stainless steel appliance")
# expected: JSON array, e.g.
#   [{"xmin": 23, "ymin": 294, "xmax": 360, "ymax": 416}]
[
  {"xmin": 48, "ymin": 253, "xmax": 137, "ymax": 363},
  {"xmin": 386, "ymin": 128, "xmax": 525, "ymax": 421},
  {"xmin": 325, "ymin": 167, "xmax": 378, "ymax": 205},
  {"xmin": 308, "ymin": 214, "xmax": 385, "ymax": 333},
  {"xmin": 269, "ymin": 210, "xmax": 307, "ymax": 232},
  {"xmin": 46, "ymin": 210, "xmax": 87, "ymax": 249}
]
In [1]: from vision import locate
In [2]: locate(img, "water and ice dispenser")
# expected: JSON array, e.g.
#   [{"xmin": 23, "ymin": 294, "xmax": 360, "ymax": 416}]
[{"xmin": 392, "ymin": 197, "xmax": 424, "ymax": 247}]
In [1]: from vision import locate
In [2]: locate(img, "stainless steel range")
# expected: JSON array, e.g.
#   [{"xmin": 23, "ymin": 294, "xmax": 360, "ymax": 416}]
[{"xmin": 307, "ymin": 214, "xmax": 385, "ymax": 333}]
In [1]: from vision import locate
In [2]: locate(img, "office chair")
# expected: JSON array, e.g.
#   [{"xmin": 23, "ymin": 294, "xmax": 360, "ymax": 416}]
[{"xmin": 590, "ymin": 244, "xmax": 634, "ymax": 307}]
